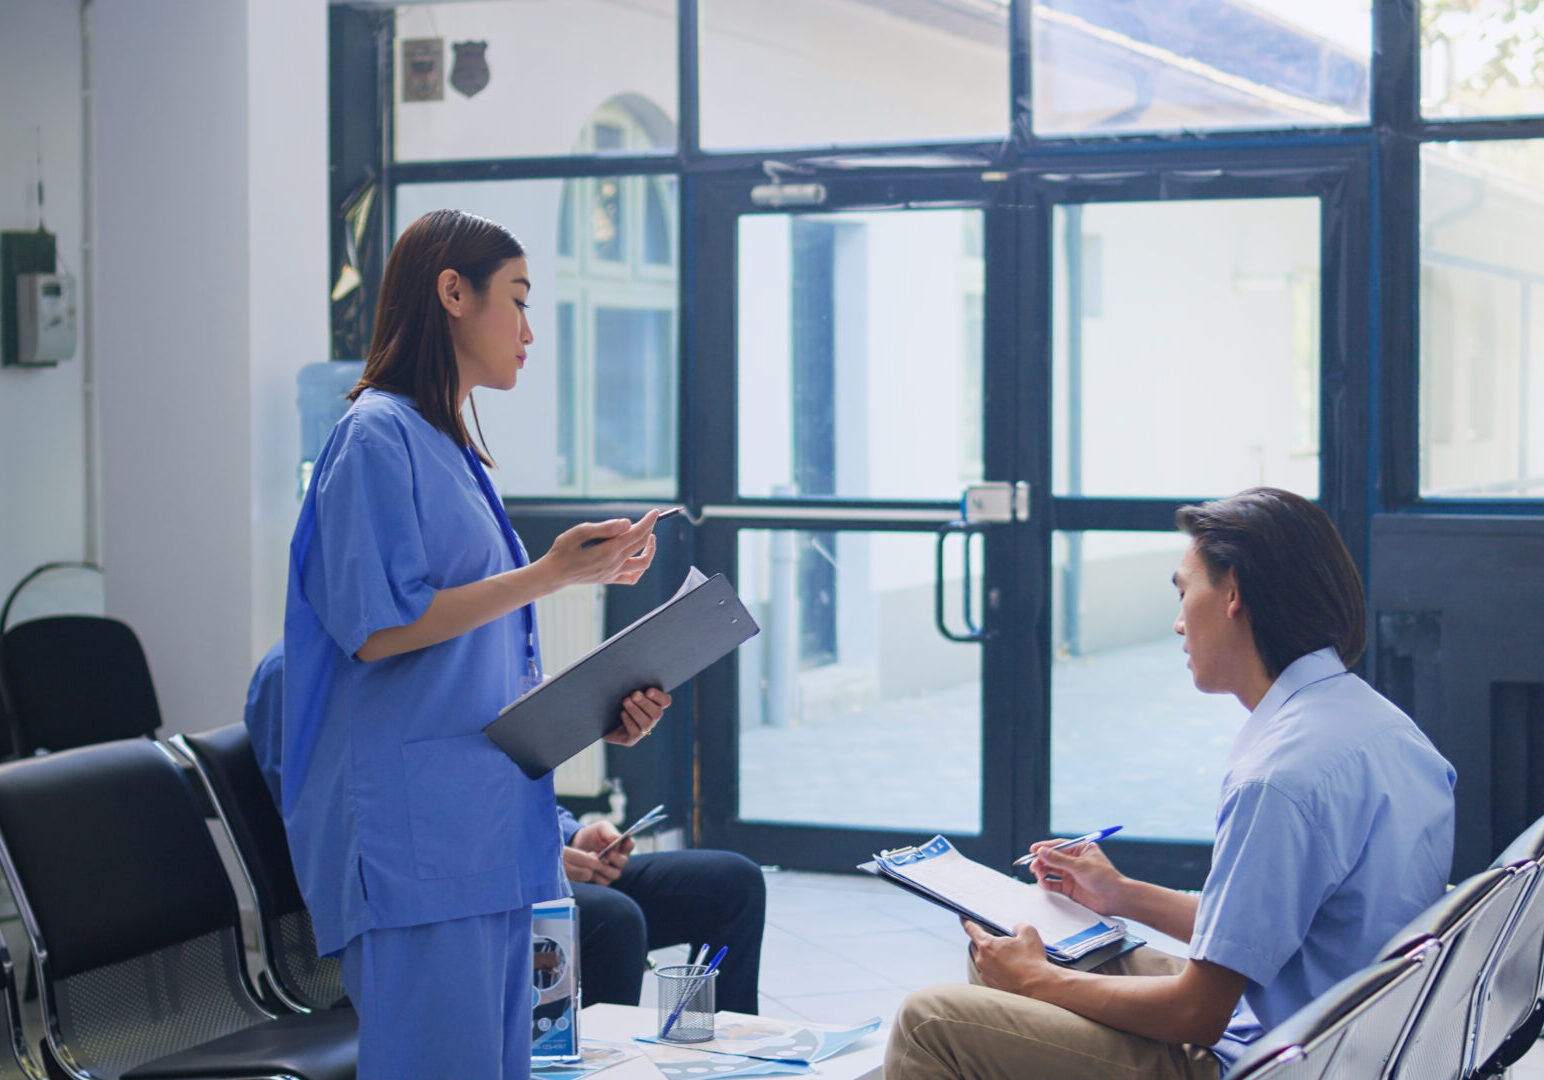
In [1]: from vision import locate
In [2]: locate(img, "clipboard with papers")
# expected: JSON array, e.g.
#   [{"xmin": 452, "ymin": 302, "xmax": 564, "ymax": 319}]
[
  {"xmin": 858, "ymin": 836, "xmax": 1142, "ymax": 967},
  {"xmin": 485, "ymin": 568, "xmax": 759, "ymax": 780}
]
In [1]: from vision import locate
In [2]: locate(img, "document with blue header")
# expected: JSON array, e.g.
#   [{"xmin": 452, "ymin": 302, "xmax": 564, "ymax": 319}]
[{"xmin": 858, "ymin": 836, "xmax": 1139, "ymax": 964}]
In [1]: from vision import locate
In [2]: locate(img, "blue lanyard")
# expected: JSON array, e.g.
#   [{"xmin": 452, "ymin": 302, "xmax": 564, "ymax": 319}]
[{"xmin": 461, "ymin": 446, "xmax": 540, "ymax": 682}]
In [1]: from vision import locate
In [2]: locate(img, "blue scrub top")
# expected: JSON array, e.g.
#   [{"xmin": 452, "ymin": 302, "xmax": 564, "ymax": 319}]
[
  {"xmin": 282, "ymin": 388, "xmax": 570, "ymax": 956},
  {"xmin": 1195, "ymin": 648, "xmax": 1456, "ymax": 1073}
]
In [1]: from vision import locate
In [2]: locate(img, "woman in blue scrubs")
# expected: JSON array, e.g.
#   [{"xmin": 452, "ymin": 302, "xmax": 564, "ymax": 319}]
[{"xmin": 282, "ymin": 209, "xmax": 671, "ymax": 1079}]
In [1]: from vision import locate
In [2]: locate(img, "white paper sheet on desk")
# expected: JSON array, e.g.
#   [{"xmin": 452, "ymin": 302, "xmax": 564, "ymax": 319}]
[
  {"xmin": 636, "ymin": 1013, "xmax": 881, "ymax": 1064},
  {"xmin": 532, "ymin": 1043, "xmax": 637, "ymax": 1080},
  {"xmin": 879, "ymin": 837, "xmax": 1124, "ymax": 959},
  {"xmin": 632, "ymin": 1039, "xmax": 812, "ymax": 1078}
]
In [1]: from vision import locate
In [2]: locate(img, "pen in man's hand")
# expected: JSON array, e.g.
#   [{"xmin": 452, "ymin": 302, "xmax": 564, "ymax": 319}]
[{"xmin": 1013, "ymin": 825, "xmax": 1124, "ymax": 867}]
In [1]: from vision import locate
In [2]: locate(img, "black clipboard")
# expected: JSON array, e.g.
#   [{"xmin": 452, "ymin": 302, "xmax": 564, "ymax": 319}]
[{"xmin": 484, "ymin": 572, "xmax": 759, "ymax": 779}]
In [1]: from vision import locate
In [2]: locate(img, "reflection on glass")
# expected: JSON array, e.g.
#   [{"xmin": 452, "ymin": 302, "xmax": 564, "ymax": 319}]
[
  {"xmin": 395, "ymin": 171, "xmax": 677, "ymax": 498},
  {"xmin": 736, "ymin": 531, "xmax": 982, "ymax": 834},
  {"xmin": 1420, "ymin": 141, "xmax": 1544, "ymax": 498},
  {"xmin": 699, "ymin": 0, "xmax": 1007, "ymax": 150},
  {"xmin": 1052, "ymin": 198, "xmax": 1321, "ymax": 499},
  {"xmin": 1422, "ymin": 1, "xmax": 1544, "ymax": 119},
  {"xmin": 1050, "ymin": 531, "xmax": 1243, "ymax": 843},
  {"xmin": 738, "ymin": 209, "xmax": 985, "ymax": 500},
  {"xmin": 1032, "ymin": 0, "xmax": 1370, "ymax": 135},
  {"xmin": 393, "ymin": 0, "xmax": 678, "ymax": 162}
]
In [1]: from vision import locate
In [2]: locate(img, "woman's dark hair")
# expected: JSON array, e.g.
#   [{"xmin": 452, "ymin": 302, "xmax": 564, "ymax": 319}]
[
  {"xmin": 1175, "ymin": 487, "xmax": 1366, "ymax": 678},
  {"xmin": 349, "ymin": 209, "xmax": 525, "ymax": 464}
]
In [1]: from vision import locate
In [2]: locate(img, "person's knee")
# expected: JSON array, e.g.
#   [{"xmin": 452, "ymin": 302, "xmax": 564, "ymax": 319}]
[
  {"xmin": 895, "ymin": 984, "xmax": 965, "ymax": 1038},
  {"xmin": 576, "ymin": 885, "xmax": 647, "ymax": 958},
  {"xmin": 700, "ymin": 851, "xmax": 765, "ymax": 912}
]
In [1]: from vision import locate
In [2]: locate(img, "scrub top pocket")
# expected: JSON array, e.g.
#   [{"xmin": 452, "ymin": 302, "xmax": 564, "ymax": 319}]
[{"xmin": 401, "ymin": 733, "xmax": 522, "ymax": 880}]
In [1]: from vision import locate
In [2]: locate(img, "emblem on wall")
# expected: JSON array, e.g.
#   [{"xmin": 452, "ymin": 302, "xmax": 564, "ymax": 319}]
[
  {"xmin": 401, "ymin": 38, "xmax": 444, "ymax": 102},
  {"xmin": 450, "ymin": 41, "xmax": 490, "ymax": 98}
]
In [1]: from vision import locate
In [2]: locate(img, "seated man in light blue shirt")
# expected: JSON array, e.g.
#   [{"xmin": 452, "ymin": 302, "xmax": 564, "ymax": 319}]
[{"xmin": 886, "ymin": 487, "xmax": 1456, "ymax": 1080}]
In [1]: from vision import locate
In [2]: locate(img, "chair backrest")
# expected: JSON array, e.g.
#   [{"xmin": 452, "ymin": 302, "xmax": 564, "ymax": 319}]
[
  {"xmin": 1229, "ymin": 952, "xmax": 1434, "ymax": 1080},
  {"xmin": 1472, "ymin": 818, "xmax": 1544, "ymax": 1072},
  {"xmin": 0, "ymin": 739, "xmax": 272, "ymax": 1080},
  {"xmin": 172, "ymin": 726, "xmax": 347, "ymax": 1013},
  {"xmin": 0, "ymin": 616, "xmax": 160, "ymax": 755},
  {"xmin": 1384, "ymin": 867, "xmax": 1523, "ymax": 1080},
  {"xmin": 0, "ymin": 562, "xmax": 107, "ymax": 762}
]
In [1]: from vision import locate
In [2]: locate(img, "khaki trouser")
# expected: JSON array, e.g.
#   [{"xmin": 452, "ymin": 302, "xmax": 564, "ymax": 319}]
[{"xmin": 885, "ymin": 947, "xmax": 1221, "ymax": 1080}]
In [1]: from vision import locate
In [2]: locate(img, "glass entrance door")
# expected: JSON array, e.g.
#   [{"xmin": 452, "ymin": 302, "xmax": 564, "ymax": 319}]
[{"xmin": 692, "ymin": 172, "xmax": 1032, "ymax": 869}]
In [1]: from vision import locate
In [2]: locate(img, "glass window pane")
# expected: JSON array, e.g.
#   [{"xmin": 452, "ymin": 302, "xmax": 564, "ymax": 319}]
[
  {"xmin": 1051, "ymin": 530, "xmax": 1241, "ymax": 843},
  {"xmin": 738, "ymin": 209, "xmax": 985, "ymax": 500},
  {"xmin": 1420, "ymin": 140, "xmax": 1544, "ymax": 498},
  {"xmin": 699, "ymin": 0, "xmax": 1007, "ymax": 150},
  {"xmin": 395, "ymin": 176, "xmax": 678, "ymax": 499},
  {"xmin": 1032, "ymin": 1, "xmax": 1371, "ymax": 136},
  {"xmin": 1052, "ymin": 198, "xmax": 1322, "ymax": 499},
  {"xmin": 1422, "ymin": 1, "xmax": 1544, "ymax": 119},
  {"xmin": 393, "ymin": 0, "xmax": 678, "ymax": 162},
  {"xmin": 736, "ymin": 530, "xmax": 982, "ymax": 834}
]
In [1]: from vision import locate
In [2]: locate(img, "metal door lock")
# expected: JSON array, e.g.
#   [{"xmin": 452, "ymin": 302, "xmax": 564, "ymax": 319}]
[{"xmin": 960, "ymin": 482, "xmax": 1030, "ymax": 524}]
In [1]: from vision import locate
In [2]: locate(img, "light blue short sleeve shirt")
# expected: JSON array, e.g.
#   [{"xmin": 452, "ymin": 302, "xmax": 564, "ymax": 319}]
[
  {"xmin": 281, "ymin": 389, "xmax": 570, "ymax": 956},
  {"xmin": 1193, "ymin": 648, "xmax": 1456, "ymax": 1073}
]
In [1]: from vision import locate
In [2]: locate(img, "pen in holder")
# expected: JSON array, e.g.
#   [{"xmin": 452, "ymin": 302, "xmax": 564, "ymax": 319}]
[{"xmin": 655, "ymin": 964, "xmax": 717, "ymax": 1042}]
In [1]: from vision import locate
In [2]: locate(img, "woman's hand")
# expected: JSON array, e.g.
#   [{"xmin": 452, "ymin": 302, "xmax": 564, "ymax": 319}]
[
  {"xmin": 1028, "ymin": 840, "xmax": 1129, "ymax": 917},
  {"xmin": 541, "ymin": 511, "xmax": 662, "ymax": 589},
  {"xmin": 603, "ymin": 687, "xmax": 671, "ymax": 747}
]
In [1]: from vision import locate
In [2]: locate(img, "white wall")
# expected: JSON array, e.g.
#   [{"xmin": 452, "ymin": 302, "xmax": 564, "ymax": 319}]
[
  {"xmin": 90, "ymin": 0, "xmax": 327, "ymax": 733},
  {"xmin": 0, "ymin": 1, "xmax": 89, "ymax": 605}
]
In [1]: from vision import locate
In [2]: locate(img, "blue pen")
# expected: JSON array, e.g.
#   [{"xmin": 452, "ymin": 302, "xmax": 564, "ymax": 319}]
[
  {"xmin": 1013, "ymin": 825, "xmax": 1123, "ymax": 867},
  {"xmin": 661, "ymin": 946, "xmax": 728, "ymax": 1038}
]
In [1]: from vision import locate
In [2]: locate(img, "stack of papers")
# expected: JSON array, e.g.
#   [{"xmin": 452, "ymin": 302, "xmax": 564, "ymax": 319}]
[
  {"xmin": 636, "ymin": 1013, "xmax": 881, "ymax": 1064},
  {"xmin": 859, "ymin": 836, "xmax": 1131, "ymax": 962}
]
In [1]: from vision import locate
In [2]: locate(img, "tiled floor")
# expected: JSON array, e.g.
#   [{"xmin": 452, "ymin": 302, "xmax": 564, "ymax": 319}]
[{"xmin": 638, "ymin": 867, "xmax": 1544, "ymax": 1078}]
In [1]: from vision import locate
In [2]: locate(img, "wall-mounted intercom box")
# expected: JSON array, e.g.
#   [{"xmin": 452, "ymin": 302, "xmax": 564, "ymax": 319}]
[{"xmin": 2, "ymin": 229, "xmax": 77, "ymax": 366}]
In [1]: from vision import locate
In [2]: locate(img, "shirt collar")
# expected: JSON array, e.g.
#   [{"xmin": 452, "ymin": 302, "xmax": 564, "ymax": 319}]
[{"xmin": 1248, "ymin": 646, "xmax": 1347, "ymax": 726}]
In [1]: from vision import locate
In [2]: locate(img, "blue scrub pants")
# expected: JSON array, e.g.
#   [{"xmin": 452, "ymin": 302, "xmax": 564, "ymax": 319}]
[{"xmin": 341, "ymin": 907, "xmax": 533, "ymax": 1080}]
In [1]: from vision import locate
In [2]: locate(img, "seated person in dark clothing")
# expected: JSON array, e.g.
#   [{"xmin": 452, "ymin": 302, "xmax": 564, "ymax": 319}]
[
  {"xmin": 557, "ymin": 805, "xmax": 764, "ymax": 1014},
  {"xmin": 245, "ymin": 642, "xmax": 766, "ymax": 1015}
]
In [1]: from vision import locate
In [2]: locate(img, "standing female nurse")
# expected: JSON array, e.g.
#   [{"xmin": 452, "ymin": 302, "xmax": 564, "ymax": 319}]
[{"xmin": 281, "ymin": 209, "xmax": 671, "ymax": 1079}]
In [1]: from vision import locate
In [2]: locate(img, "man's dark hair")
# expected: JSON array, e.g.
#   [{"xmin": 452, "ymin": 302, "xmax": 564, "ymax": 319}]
[{"xmin": 1175, "ymin": 488, "xmax": 1365, "ymax": 679}]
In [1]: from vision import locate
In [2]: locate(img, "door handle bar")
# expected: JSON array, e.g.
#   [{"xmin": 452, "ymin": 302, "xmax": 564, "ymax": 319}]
[{"xmin": 935, "ymin": 519, "xmax": 990, "ymax": 643}]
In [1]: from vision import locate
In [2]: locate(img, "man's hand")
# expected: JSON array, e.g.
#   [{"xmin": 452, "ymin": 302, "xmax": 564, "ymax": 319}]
[
  {"xmin": 1029, "ymin": 840, "xmax": 1128, "ymax": 916},
  {"xmin": 964, "ymin": 919, "xmax": 1056, "ymax": 998},
  {"xmin": 564, "ymin": 821, "xmax": 633, "ymax": 886}
]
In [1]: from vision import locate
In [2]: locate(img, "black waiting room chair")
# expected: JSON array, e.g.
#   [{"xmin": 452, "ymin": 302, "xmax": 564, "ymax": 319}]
[
  {"xmin": 1471, "ymin": 813, "xmax": 1544, "ymax": 1076},
  {"xmin": 1227, "ymin": 947, "xmax": 1440, "ymax": 1080},
  {"xmin": 1381, "ymin": 867, "xmax": 1526, "ymax": 1080},
  {"xmin": 0, "ymin": 615, "xmax": 160, "ymax": 756},
  {"xmin": 0, "ymin": 738, "xmax": 355, "ymax": 1080},
  {"xmin": 170, "ymin": 726, "xmax": 348, "ymax": 1015}
]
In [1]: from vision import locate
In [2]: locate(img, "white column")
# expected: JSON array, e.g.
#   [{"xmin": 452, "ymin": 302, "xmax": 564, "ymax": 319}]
[{"xmin": 91, "ymin": 0, "xmax": 327, "ymax": 734}]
